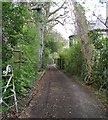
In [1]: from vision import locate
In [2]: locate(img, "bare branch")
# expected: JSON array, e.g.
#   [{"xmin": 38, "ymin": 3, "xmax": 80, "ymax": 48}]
[
  {"xmin": 48, "ymin": 1, "xmax": 65, "ymax": 18},
  {"xmin": 55, "ymin": 20, "xmax": 64, "ymax": 26},
  {"xmin": 53, "ymin": 2, "xmax": 60, "ymax": 7},
  {"xmin": 93, "ymin": 12, "xmax": 108, "ymax": 29},
  {"xmin": 47, "ymin": 13, "xmax": 66, "ymax": 23},
  {"xmin": 47, "ymin": 15, "xmax": 60, "ymax": 23},
  {"xmin": 46, "ymin": 23, "xmax": 59, "ymax": 32}
]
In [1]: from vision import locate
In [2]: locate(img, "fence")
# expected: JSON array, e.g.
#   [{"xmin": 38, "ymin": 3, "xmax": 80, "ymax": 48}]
[{"xmin": 1, "ymin": 65, "xmax": 18, "ymax": 112}]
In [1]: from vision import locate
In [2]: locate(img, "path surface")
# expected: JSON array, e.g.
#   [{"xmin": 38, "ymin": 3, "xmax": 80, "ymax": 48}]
[{"xmin": 20, "ymin": 66, "xmax": 107, "ymax": 118}]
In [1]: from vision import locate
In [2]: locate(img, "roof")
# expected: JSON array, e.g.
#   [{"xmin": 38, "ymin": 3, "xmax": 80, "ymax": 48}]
[{"xmin": 89, "ymin": 15, "xmax": 106, "ymax": 30}]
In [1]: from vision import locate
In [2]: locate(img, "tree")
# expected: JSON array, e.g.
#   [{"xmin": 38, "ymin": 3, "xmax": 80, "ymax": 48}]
[
  {"xmin": 69, "ymin": 1, "xmax": 93, "ymax": 84},
  {"xmin": 30, "ymin": 2, "xmax": 68, "ymax": 68}
]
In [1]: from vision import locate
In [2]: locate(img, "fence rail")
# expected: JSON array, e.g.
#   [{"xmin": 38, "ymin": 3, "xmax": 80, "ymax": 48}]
[{"xmin": 1, "ymin": 65, "xmax": 18, "ymax": 112}]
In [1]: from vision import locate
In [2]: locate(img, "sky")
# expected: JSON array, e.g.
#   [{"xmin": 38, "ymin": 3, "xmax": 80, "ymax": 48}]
[{"xmin": 53, "ymin": 0, "xmax": 107, "ymax": 40}]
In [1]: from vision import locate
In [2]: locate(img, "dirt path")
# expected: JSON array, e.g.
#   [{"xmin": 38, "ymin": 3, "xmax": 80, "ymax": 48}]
[{"xmin": 19, "ymin": 66, "xmax": 107, "ymax": 118}]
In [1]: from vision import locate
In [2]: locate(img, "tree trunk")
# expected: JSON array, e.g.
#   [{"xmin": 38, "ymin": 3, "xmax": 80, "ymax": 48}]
[{"xmin": 73, "ymin": 1, "xmax": 93, "ymax": 84}]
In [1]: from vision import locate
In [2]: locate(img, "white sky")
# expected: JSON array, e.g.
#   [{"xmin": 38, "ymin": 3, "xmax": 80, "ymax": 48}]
[{"xmin": 53, "ymin": 0, "xmax": 107, "ymax": 40}]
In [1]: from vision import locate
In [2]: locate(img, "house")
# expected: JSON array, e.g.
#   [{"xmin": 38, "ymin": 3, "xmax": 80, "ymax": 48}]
[{"xmin": 89, "ymin": 15, "xmax": 108, "ymax": 37}]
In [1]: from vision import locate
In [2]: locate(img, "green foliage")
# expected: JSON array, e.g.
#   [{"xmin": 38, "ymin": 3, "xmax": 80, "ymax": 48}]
[
  {"xmin": 44, "ymin": 33, "xmax": 63, "ymax": 53},
  {"xmin": 2, "ymin": 2, "xmax": 39, "ymax": 111},
  {"xmin": 58, "ymin": 30, "xmax": 108, "ymax": 93},
  {"xmin": 13, "ymin": 22, "xmax": 39, "ymax": 95},
  {"xmin": 58, "ymin": 42, "xmax": 85, "ymax": 76},
  {"xmin": 89, "ymin": 31, "xmax": 108, "ymax": 90},
  {"xmin": 43, "ymin": 32, "xmax": 65, "ymax": 67},
  {"xmin": 42, "ymin": 47, "xmax": 50, "ymax": 68},
  {"xmin": 2, "ymin": 2, "xmax": 107, "ymax": 113},
  {"xmin": 2, "ymin": 2, "xmax": 26, "ymax": 64}
]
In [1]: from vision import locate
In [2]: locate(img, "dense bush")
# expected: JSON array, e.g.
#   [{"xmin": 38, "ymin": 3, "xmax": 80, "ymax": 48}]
[
  {"xmin": 58, "ymin": 42, "xmax": 85, "ymax": 77},
  {"xmin": 89, "ymin": 31, "xmax": 108, "ymax": 90},
  {"xmin": 2, "ymin": 3, "xmax": 40, "ymax": 112},
  {"xmin": 58, "ymin": 31, "xmax": 108, "ymax": 92},
  {"xmin": 13, "ymin": 22, "xmax": 39, "ymax": 95},
  {"xmin": 43, "ymin": 32, "xmax": 65, "ymax": 67}
]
